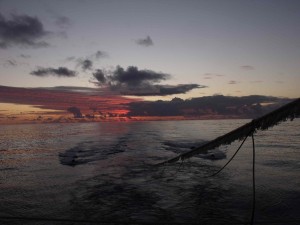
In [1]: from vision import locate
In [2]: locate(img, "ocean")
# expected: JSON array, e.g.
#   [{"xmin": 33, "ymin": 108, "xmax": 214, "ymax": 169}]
[{"xmin": 0, "ymin": 119, "xmax": 299, "ymax": 224}]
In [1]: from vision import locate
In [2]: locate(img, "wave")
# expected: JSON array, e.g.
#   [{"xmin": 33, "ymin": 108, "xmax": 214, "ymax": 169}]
[{"xmin": 59, "ymin": 139, "xmax": 127, "ymax": 166}]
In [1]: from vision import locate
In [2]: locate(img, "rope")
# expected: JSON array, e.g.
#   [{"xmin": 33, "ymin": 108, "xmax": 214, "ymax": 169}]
[
  {"xmin": 164, "ymin": 158, "xmax": 185, "ymax": 177},
  {"xmin": 152, "ymin": 129, "xmax": 258, "ymax": 224},
  {"xmin": 251, "ymin": 134, "xmax": 256, "ymax": 225},
  {"xmin": 205, "ymin": 133, "xmax": 249, "ymax": 178}
]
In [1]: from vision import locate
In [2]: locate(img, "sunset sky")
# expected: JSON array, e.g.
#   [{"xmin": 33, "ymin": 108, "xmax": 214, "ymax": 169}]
[{"xmin": 0, "ymin": 0, "xmax": 299, "ymax": 123}]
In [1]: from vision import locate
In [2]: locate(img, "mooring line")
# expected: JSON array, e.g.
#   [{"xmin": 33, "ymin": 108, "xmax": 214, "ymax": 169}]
[
  {"xmin": 251, "ymin": 133, "xmax": 256, "ymax": 225},
  {"xmin": 205, "ymin": 133, "xmax": 249, "ymax": 178}
]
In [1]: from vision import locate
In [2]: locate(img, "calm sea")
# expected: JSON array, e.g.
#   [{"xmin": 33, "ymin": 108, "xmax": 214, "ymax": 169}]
[{"xmin": 0, "ymin": 119, "xmax": 299, "ymax": 224}]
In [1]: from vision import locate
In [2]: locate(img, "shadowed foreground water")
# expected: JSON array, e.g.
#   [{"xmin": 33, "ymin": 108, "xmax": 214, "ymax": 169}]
[{"xmin": 0, "ymin": 119, "xmax": 299, "ymax": 224}]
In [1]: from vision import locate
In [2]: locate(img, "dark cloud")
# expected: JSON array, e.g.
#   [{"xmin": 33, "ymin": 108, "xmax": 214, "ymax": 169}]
[
  {"xmin": 160, "ymin": 84, "xmax": 202, "ymax": 95},
  {"xmin": 135, "ymin": 35, "xmax": 154, "ymax": 47},
  {"xmin": 228, "ymin": 80, "xmax": 238, "ymax": 84},
  {"xmin": 55, "ymin": 16, "xmax": 71, "ymax": 29},
  {"xmin": 110, "ymin": 66, "xmax": 169, "ymax": 86},
  {"xmin": 92, "ymin": 66, "xmax": 204, "ymax": 96},
  {"xmin": 93, "ymin": 69, "xmax": 106, "ymax": 84},
  {"xmin": 79, "ymin": 59, "xmax": 93, "ymax": 71},
  {"xmin": 240, "ymin": 65, "xmax": 255, "ymax": 70},
  {"xmin": 0, "ymin": 12, "xmax": 50, "ymax": 48},
  {"xmin": 94, "ymin": 50, "xmax": 108, "ymax": 59},
  {"xmin": 68, "ymin": 50, "xmax": 108, "ymax": 70},
  {"xmin": 118, "ymin": 84, "xmax": 204, "ymax": 96},
  {"xmin": 30, "ymin": 67, "xmax": 77, "ymax": 77}
]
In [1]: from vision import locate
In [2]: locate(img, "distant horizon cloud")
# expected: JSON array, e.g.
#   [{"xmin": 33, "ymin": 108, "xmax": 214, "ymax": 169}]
[
  {"xmin": 0, "ymin": 12, "xmax": 50, "ymax": 48},
  {"xmin": 135, "ymin": 35, "xmax": 154, "ymax": 47},
  {"xmin": 127, "ymin": 95, "xmax": 292, "ymax": 118},
  {"xmin": 92, "ymin": 65, "xmax": 204, "ymax": 96},
  {"xmin": 240, "ymin": 65, "xmax": 255, "ymax": 70},
  {"xmin": 30, "ymin": 67, "xmax": 77, "ymax": 77}
]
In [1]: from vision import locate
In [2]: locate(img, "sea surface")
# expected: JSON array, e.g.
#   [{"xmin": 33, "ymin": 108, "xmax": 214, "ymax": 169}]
[{"xmin": 0, "ymin": 119, "xmax": 299, "ymax": 224}]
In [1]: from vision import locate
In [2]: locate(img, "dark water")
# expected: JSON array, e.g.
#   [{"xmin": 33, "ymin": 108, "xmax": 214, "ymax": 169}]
[{"xmin": 0, "ymin": 119, "xmax": 299, "ymax": 224}]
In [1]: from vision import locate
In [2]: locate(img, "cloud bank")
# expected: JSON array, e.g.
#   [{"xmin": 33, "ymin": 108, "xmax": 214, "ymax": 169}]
[
  {"xmin": 127, "ymin": 95, "xmax": 292, "ymax": 118},
  {"xmin": 0, "ymin": 85, "xmax": 293, "ymax": 122}
]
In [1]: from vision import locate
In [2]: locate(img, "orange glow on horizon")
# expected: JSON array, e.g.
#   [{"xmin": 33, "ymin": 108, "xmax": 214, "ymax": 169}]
[{"xmin": 0, "ymin": 86, "xmax": 145, "ymax": 124}]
